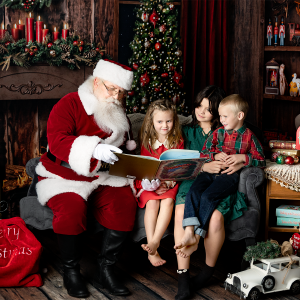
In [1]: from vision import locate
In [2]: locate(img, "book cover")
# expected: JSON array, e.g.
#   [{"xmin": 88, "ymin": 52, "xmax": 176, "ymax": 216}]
[
  {"xmin": 269, "ymin": 140, "xmax": 297, "ymax": 150},
  {"xmin": 271, "ymin": 149, "xmax": 300, "ymax": 156},
  {"xmin": 109, "ymin": 149, "xmax": 206, "ymax": 181},
  {"xmin": 277, "ymin": 217, "xmax": 300, "ymax": 227},
  {"xmin": 276, "ymin": 205, "xmax": 300, "ymax": 218}
]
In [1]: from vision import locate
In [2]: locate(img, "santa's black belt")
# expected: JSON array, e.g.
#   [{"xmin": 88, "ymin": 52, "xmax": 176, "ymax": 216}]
[{"xmin": 47, "ymin": 151, "xmax": 71, "ymax": 169}]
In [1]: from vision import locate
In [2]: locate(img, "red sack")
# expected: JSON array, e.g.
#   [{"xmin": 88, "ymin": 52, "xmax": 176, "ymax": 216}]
[{"xmin": 0, "ymin": 217, "xmax": 43, "ymax": 287}]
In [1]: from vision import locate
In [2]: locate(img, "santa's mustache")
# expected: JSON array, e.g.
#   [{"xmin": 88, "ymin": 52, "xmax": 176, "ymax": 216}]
[{"xmin": 97, "ymin": 96, "xmax": 122, "ymax": 106}]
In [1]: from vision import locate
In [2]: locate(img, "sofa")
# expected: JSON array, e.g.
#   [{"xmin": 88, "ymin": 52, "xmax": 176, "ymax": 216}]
[{"xmin": 20, "ymin": 113, "xmax": 265, "ymax": 263}]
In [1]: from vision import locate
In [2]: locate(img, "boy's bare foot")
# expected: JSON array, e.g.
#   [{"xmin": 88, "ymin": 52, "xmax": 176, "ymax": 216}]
[
  {"xmin": 148, "ymin": 251, "xmax": 166, "ymax": 267},
  {"xmin": 141, "ymin": 241, "xmax": 159, "ymax": 255},
  {"xmin": 174, "ymin": 228, "xmax": 198, "ymax": 250},
  {"xmin": 176, "ymin": 238, "xmax": 200, "ymax": 258}
]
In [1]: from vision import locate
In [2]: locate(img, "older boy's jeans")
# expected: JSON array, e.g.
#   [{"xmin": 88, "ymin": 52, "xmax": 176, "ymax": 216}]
[{"xmin": 183, "ymin": 171, "xmax": 240, "ymax": 238}]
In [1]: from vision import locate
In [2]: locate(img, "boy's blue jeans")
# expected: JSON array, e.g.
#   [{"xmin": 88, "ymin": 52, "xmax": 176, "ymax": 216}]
[{"xmin": 183, "ymin": 171, "xmax": 240, "ymax": 238}]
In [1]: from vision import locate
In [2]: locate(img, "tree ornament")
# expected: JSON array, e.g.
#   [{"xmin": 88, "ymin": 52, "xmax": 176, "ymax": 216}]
[
  {"xmin": 149, "ymin": 32, "xmax": 154, "ymax": 38},
  {"xmin": 133, "ymin": 106, "xmax": 139, "ymax": 113},
  {"xmin": 169, "ymin": 3, "xmax": 175, "ymax": 10},
  {"xmin": 149, "ymin": 10, "xmax": 159, "ymax": 28},
  {"xmin": 141, "ymin": 105, "xmax": 145, "ymax": 111},
  {"xmin": 128, "ymin": 91, "xmax": 135, "ymax": 96},
  {"xmin": 161, "ymin": 73, "xmax": 168, "ymax": 78},
  {"xmin": 29, "ymin": 51, "xmax": 35, "ymax": 56},
  {"xmin": 141, "ymin": 97, "xmax": 148, "ymax": 105},
  {"xmin": 175, "ymin": 49, "xmax": 182, "ymax": 56},
  {"xmin": 276, "ymin": 155, "xmax": 285, "ymax": 164},
  {"xmin": 169, "ymin": 65, "xmax": 175, "ymax": 71},
  {"xmin": 144, "ymin": 41, "xmax": 151, "ymax": 48},
  {"xmin": 133, "ymin": 63, "xmax": 139, "ymax": 70},
  {"xmin": 155, "ymin": 42, "xmax": 162, "ymax": 50},
  {"xmin": 159, "ymin": 25, "xmax": 167, "ymax": 33},
  {"xmin": 285, "ymin": 156, "xmax": 294, "ymax": 165},
  {"xmin": 172, "ymin": 94, "xmax": 180, "ymax": 105},
  {"xmin": 49, "ymin": 50, "xmax": 56, "ymax": 57},
  {"xmin": 271, "ymin": 152, "xmax": 280, "ymax": 162},
  {"xmin": 293, "ymin": 155, "xmax": 299, "ymax": 164},
  {"xmin": 173, "ymin": 70, "xmax": 182, "ymax": 85},
  {"xmin": 24, "ymin": 47, "xmax": 30, "ymax": 53},
  {"xmin": 95, "ymin": 47, "xmax": 100, "ymax": 52},
  {"xmin": 155, "ymin": 87, "xmax": 161, "ymax": 92},
  {"xmin": 79, "ymin": 41, "xmax": 84, "ymax": 46},
  {"xmin": 157, "ymin": 4, "xmax": 163, "ymax": 10},
  {"xmin": 141, "ymin": 12, "xmax": 149, "ymax": 22},
  {"xmin": 163, "ymin": 8, "xmax": 167, "ymax": 13},
  {"xmin": 73, "ymin": 40, "xmax": 79, "ymax": 46},
  {"xmin": 33, "ymin": 48, "xmax": 38, "ymax": 52},
  {"xmin": 150, "ymin": 64, "xmax": 158, "ymax": 70},
  {"xmin": 47, "ymin": 42, "xmax": 53, "ymax": 48},
  {"xmin": 79, "ymin": 46, "xmax": 83, "ymax": 52},
  {"xmin": 4, "ymin": 41, "xmax": 11, "ymax": 47},
  {"xmin": 140, "ymin": 72, "xmax": 150, "ymax": 86}
]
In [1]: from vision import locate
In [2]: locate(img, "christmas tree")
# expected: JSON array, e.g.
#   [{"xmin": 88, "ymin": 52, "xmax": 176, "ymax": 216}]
[
  {"xmin": 243, "ymin": 240, "xmax": 281, "ymax": 262},
  {"xmin": 127, "ymin": 0, "xmax": 186, "ymax": 114}
]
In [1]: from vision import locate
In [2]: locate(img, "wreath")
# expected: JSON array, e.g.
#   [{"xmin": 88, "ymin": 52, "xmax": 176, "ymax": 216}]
[{"xmin": 0, "ymin": 0, "xmax": 52, "ymax": 12}]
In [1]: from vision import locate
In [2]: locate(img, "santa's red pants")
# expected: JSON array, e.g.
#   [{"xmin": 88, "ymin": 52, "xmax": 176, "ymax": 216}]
[{"xmin": 47, "ymin": 185, "xmax": 137, "ymax": 235}]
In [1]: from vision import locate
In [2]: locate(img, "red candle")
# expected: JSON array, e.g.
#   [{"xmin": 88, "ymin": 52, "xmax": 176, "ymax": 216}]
[
  {"xmin": 11, "ymin": 24, "xmax": 19, "ymax": 42},
  {"xmin": 0, "ymin": 25, "xmax": 6, "ymax": 40},
  {"xmin": 17, "ymin": 20, "xmax": 25, "ymax": 39},
  {"xmin": 42, "ymin": 24, "xmax": 49, "ymax": 42},
  {"xmin": 62, "ymin": 24, "xmax": 69, "ymax": 39},
  {"xmin": 52, "ymin": 27, "xmax": 59, "ymax": 41},
  {"xmin": 26, "ymin": 12, "xmax": 34, "ymax": 43},
  {"xmin": 36, "ymin": 16, "xmax": 43, "ymax": 43}
]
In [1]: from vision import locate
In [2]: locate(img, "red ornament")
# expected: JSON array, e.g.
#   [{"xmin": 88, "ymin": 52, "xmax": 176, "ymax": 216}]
[
  {"xmin": 95, "ymin": 47, "xmax": 100, "ymax": 52},
  {"xmin": 24, "ymin": 47, "xmax": 30, "ymax": 53},
  {"xmin": 79, "ymin": 41, "xmax": 84, "ymax": 46},
  {"xmin": 161, "ymin": 73, "xmax": 169, "ymax": 78},
  {"xmin": 79, "ymin": 46, "xmax": 83, "ymax": 52},
  {"xmin": 29, "ymin": 51, "xmax": 35, "ymax": 56},
  {"xmin": 155, "ymin": 42, "xmax": 162, "ymax": 50},
  {"xmin": 159, "ymin": 25, "xmax": 167, "ymax": 33},
  {"xmin": 133, "ymin": 106, "xmax": 138, "ymax": 113},
  {"xmin": 173, "ymin": 71, "xmax": 182, "ymax": 85},
  {"xmin": 4, "ymin": 41, "xmax": 11, "ymax": 47},
  {"xmin": 100, "ymin": 51, "xmax": 105, "ymax": 57},
  {"xmin": 128, "ymin": 91, "xmax": 135, "ymax": 96},
  {"xmin": 169, "ymin": 4, "xmax": 175, "ymax": 10},
  {"xmin": 149, "ymin": 10, "xmax": 159, "ymax": 28},
  {"xmin": 149, "ymin": 32, "xmax": 154, "ymax": 38},
  {"xmin": 73, "ymin": 40, "xmax": 79, "ymax": 46},
  {"xmin": 169, "ymin": 66, "xmax": 175, "ymax": 71},
  {"xmin": 133, "ymin": 63, "xmax": 139, "ymax": 70},
  {"xmin": 47, "ymin": 42, "xmax": 53, "ymax": 48},
  {"xmin": 33, "ymin": 48, "xmax": 38, "ymax": 52},
  {"xmin": 140, "ymin": 72, "xmax": 150, "ymax": 87},
  {"xmin": 155, "ymin": 87, "xmax": 161, "ymax": 92},
  {"xmin": 285, "ymin": 156, "xmax": 294, "ymax": 165}
]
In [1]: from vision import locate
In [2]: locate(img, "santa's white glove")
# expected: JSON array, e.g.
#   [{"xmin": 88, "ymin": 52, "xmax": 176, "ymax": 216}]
[
  {"xmin": 92, "ymin": 144, "xmax": 122, "ymax": 164},
  {"xmin": 141, "ymin": 179, "xmax": 161, "ymax": 191}
]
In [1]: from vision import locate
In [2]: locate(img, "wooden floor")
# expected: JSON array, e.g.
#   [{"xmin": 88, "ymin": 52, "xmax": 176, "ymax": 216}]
[{"xmin": 1, "ymin": 229, "xmax": 300, "ymax": 300}]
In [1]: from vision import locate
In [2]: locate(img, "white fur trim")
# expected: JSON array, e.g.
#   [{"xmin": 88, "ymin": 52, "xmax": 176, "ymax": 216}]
[
  {"xmin": 78, "ymin": 77, "xmax": 129, "ymax": 148},
  {"xmin": 36, "ymin": 178, "xmax": 99, "ymax": 206},
  {"xmin": 69, "ymin": 135, "xmax": 102, "ymax": 177},
  {"xmin": 93, "ymin": 60, "xmax": 133, "ymax": 90},
  {"xmin": 36, "ymin": 162, "xmax": 62, "ymax": 179}
]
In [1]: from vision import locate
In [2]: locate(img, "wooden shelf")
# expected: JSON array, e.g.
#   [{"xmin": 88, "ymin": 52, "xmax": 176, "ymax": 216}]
[
  {"xmin": 263, "ymin": 94, "xmax": 300, "ymax": 102},
  {"xmin": 268, "ymin": 226, "xmax": 299, "ymax": 233},
  {"xmin": 265, "ymin": 46, "xmax": 300, "ymax": 51}
]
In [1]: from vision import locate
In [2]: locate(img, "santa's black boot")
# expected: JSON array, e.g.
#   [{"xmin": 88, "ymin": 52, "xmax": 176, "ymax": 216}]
[
  {"xmin": 93, "ymin": 228, "xmax": 130, "ymax": 296},
  {"xmin": 57, "ymin": 233, "xmax": 89, "ymax": 298}
]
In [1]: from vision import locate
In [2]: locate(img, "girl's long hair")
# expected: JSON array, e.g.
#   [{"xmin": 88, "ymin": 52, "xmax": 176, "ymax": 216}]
[
  {"xmin": 140, "ymin": 99, "xmax": 182, "ymax": 153},
  {"xmin": 191, "ymin": 85, "xmax": 226, "ymax": 131}
]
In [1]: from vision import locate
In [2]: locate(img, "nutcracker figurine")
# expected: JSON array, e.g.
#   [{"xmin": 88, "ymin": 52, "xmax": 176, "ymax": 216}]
[
  {"xmin": 279, "ymin": 17, "xmax": 285, "ymax": 46},
  {"xmin": 265, "ymin": 58, "xmax": 279, "ymax": 95},
  {"xmin": 274, "ymin": 16, "xmax": 279, "ymax": 46},
  {"xmin": 267, "ymin": 18, "xmax": 273, "ymax": 46}
]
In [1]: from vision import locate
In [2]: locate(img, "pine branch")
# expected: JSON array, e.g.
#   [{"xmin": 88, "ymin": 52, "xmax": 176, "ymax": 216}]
[
  {"xmin": 0, "ymin": 55, "xmax": 11, "ymax": 71},
  {"xmin": 0, "ymin": 44, "xmax": 8, "ymax": 53}
]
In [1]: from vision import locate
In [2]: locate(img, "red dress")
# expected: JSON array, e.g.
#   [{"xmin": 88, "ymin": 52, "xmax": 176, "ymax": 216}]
[{"xmin": 136, "ymin": 139, "xmax": 184, "ymax": 208}]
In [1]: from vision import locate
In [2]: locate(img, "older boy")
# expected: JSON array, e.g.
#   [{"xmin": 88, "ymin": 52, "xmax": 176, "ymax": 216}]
[{"xmin": 174, "ymin": 94, "xmax": 265, "ymax": 256}]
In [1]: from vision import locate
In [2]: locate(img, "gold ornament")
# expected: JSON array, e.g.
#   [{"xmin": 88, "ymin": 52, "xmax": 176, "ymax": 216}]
[
  {"xmin": 175, "ymin": 49, "xmax": 182, "ymax": 56},
  {"xmin": 150, "ymin": 64, "xmax": 158, "ymax": 70},
  {"xmin": 141, "ymin": 97, "xmax": 148, "ymax": 105},
  {"xmin": 50, "ymin": 50, "xmax": 56, "ymax": 57}
]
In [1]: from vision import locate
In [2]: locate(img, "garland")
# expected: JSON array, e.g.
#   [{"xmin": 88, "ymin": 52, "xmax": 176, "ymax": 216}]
[
  {"xmin": 0, "ymin": 32, "xmax": 109, "ymax": 71},
  {"xmin": 0, "ymin": 0, "xmax": 52, "ymax": 12}
]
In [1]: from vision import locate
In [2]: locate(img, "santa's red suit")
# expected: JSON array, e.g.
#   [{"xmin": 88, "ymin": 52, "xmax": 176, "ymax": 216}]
[{"xmin": 36, "ymin": 76, "xmax": 137, "ymax": 235}]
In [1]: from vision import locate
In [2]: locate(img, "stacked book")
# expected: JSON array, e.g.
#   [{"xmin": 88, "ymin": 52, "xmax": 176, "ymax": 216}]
[
  {"xmin": 277, "ymin": 205, "xmax": 300, "ymax": 227},
  {"xmin": 269, "ymin": 140, "xmax": 300, "ymax": 157}
]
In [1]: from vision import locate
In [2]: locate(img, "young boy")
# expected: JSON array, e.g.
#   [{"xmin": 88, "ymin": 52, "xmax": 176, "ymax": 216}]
[{"xmin": 174, "ymin": 94, "xmax": 266, "ymax": 256}]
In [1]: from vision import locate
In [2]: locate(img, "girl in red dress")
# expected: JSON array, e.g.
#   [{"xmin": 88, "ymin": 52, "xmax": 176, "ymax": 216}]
[{"xmin": 136, "ymin": 99, "xmax": 184, "ymax": 267}]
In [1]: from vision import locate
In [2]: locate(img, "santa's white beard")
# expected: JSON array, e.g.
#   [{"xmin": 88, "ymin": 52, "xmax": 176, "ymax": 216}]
[{"xmin": 92, "ymin": 96, "xmax": 129, "ymax": 137}]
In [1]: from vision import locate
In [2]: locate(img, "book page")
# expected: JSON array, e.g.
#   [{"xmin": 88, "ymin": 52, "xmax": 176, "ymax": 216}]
[{"xmin": 159, "ymin": 149, "xmax": 200, "ymax": 160}]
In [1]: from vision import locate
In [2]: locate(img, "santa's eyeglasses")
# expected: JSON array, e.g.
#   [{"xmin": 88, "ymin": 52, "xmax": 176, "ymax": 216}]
[{"xmin": 102, "ymin": 81, "xmax": 127, "ymax": 97}]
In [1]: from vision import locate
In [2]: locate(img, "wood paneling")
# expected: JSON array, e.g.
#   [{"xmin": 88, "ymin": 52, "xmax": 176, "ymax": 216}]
[{"xmin": 234, "ymin": 0, "xmax": 265, "ymax": 128}]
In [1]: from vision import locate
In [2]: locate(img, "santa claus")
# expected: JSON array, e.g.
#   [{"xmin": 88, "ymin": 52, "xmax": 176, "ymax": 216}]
[{"xmin": 36, "ymin": 59, "xmax": 137, "ymax": 297}]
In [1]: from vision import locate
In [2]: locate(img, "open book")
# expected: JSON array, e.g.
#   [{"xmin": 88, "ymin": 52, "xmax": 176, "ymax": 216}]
[{"xmin": 109, "ymin": 149, "xmax": 206, "ymax": 181}]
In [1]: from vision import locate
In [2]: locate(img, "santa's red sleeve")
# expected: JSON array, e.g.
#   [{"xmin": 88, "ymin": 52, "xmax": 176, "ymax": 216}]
[{"xmin": 47, "ymin": 95, "xmax": 101, "ymax": 177}]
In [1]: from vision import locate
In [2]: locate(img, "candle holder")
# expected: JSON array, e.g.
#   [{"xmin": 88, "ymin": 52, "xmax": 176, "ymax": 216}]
[{"xmin": 265, "ymin": 58, "xmax": 279, "ymax": 95}]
